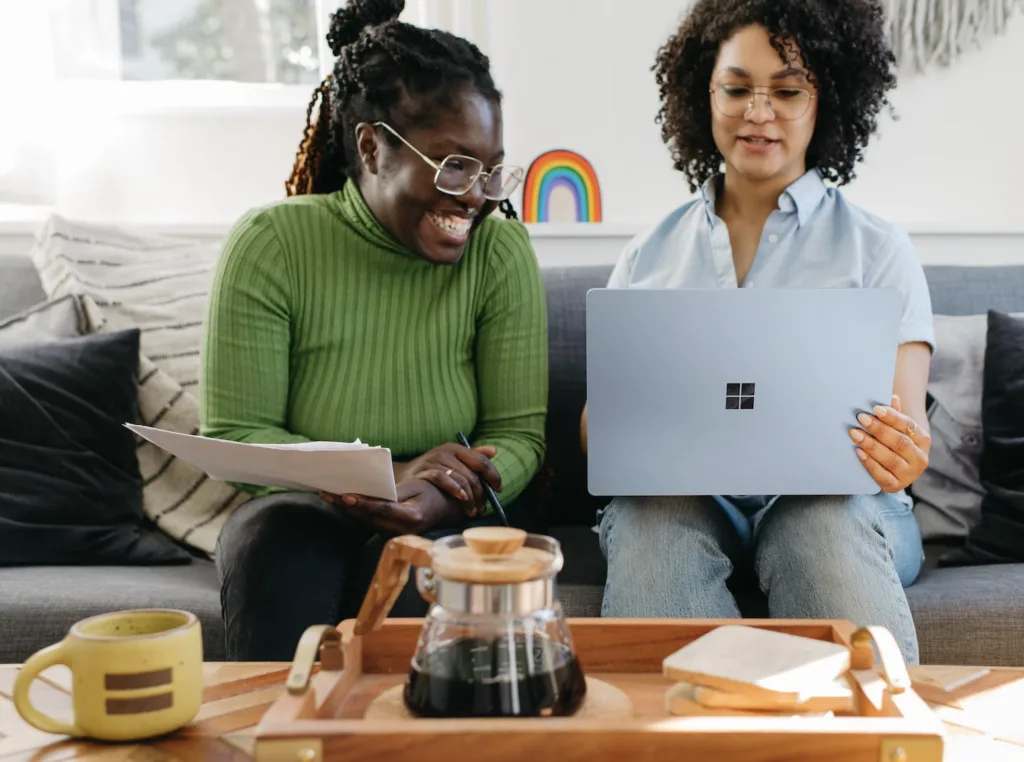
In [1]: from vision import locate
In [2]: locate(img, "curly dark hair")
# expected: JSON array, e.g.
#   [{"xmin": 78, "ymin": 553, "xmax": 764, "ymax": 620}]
[
  {"xmin": 286, "ymin": 0, "xmax": 517, "ymax": 220},
  {"xmin": 653, "ymin": 0, "xmax": 897, "ymax": 192}
]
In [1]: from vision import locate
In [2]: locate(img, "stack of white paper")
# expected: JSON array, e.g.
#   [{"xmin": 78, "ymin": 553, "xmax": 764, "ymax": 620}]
[{"xmin": 126, "ymin": 424, "xmax": 398, "ymax": 500}]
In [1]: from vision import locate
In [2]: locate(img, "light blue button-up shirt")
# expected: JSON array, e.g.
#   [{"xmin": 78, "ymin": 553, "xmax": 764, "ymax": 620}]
[{"xmin": 605, "ymin": 168, "xmax": 935, "ymax": 534}]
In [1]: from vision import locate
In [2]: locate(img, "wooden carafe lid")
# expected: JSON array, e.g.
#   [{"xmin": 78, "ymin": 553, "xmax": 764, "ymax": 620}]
[{"xmin": 430, "ymin": 527, "xmax": 555, "ymax": 584}]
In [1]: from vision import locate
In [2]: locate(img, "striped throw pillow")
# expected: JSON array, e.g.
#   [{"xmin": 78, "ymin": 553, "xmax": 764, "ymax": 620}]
[{"xmin": 29, "ymin": 216, "xmax": 247, "ymax": 555}]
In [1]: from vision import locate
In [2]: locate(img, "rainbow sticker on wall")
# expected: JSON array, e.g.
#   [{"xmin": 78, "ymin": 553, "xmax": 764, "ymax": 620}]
[{"xmin": 521, "ymin": 149, "xmax": 602, "ymax": 223}]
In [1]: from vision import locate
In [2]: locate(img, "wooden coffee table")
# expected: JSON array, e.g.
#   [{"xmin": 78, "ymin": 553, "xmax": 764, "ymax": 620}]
[{"xmin": 1, "ymin": 663, "xmax": 1022, "ymax": 760}]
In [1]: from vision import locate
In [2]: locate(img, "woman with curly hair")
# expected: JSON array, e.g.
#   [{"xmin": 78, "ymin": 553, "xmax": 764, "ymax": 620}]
[
  {"xmin": 582, "ymin": 0, "xmax": 934, "ymax": 662},
  {"xmin": 201, "ymin": 0, "xmax": 547, "ymax": 661}
]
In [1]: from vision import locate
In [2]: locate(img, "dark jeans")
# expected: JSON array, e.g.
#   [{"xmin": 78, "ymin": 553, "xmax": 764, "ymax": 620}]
[{"xmin": 215, "ymin": 492, "xmax": 532, "ymax": 661}]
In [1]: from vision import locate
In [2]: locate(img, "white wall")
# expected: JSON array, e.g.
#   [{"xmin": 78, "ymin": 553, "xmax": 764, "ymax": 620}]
[
  {"xmin": 3, "ymin": 1, "xmax": 1024, "ymax": 266},
  {"xmin": 491, "ymin": 0, "xmax": 1024, "ymax": 233}
]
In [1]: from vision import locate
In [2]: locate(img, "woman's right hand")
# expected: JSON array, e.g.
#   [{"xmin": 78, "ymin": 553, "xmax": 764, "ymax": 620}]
[{"xmin": 396, "ymin": 444, "xmax": 502, "ymax": 517}]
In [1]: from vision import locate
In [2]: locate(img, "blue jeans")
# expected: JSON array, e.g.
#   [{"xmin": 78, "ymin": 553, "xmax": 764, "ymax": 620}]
[{"xmin": 597, "ymin": 493, "xmax": 925, "ymax": 664}]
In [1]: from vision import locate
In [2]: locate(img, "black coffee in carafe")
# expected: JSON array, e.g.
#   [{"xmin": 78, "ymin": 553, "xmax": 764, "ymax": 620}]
[{"xmin": 404, "ymin": 633, "xmax": 587, "ymax": 718}]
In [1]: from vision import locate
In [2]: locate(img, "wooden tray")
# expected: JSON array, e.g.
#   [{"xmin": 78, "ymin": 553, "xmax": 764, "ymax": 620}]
[{"xmin": 252, "ymin": 618, "xmax": 945, "ymax": 762}]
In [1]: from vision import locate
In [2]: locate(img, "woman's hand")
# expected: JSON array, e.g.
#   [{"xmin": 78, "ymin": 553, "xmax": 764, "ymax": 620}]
[
  {"xmin": 396, "ymin": 443, "xmax": 502, "ymax": 517},
  {"xmin": 321, "ymin": 479, "xmax": 463, "ymax": 536},
  {"xmin": 849, "ymin": 394, "xmax": 931, "ymax": 493}
]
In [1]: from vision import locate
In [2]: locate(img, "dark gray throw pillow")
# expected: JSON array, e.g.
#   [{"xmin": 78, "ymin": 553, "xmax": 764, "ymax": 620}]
[
  {"xmin": 940, "ymin": 310, "xmax": 1024, "ymax": 566},
  {"xmin": 0, "ymin": 328, "xmax": 191, "ymax": 565}
]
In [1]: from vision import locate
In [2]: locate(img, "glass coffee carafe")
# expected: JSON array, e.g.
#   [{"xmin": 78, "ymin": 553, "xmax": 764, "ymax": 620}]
[{"xmin": 354, "ymin": 526, "xmax": 587, "ymax": 719}]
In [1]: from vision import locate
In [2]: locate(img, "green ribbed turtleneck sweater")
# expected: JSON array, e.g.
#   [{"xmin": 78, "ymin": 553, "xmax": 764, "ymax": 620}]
[{"xmin": 199, "ymin": 181, "xmax": 548, "ymax": 506}]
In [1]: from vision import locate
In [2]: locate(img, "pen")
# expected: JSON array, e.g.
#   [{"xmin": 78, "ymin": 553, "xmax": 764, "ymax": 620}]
[{"xmin": 456, "ymin": 432, "xmax": 508, "ymax": 527}]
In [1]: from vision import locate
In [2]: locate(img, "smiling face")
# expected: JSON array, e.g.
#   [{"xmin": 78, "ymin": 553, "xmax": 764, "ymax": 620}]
[
  {"xmin": 710, "ymin": 25, "xmax": 818, "ymax": 186},
  {"xmin": 355, "ymin": 89, "xmax": 503, "ymax": 265}
]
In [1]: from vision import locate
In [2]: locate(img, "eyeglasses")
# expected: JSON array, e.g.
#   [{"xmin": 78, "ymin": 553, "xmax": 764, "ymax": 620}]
[
  {"xmin": 710, "ymin": 84, "xmax": 815, "ymax": 121},
  {"xmin": 373, "ymin": 122, "xmax": 524, "ymax": 201}
]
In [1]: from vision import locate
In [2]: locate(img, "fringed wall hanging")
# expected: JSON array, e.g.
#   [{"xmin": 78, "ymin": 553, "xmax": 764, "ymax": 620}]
[{"xmin": 881, "ymin": 0, "xmax": 1023, "ymax": 72}]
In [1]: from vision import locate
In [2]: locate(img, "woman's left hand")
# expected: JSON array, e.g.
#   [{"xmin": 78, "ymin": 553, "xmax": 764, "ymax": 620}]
[
  {"xmin": 321, "ymin": 479, "xmax": 464, "ymax": 536},
  {"xmin": 850, "ymin": 394, "xmax": 931, "ymax": 493}
]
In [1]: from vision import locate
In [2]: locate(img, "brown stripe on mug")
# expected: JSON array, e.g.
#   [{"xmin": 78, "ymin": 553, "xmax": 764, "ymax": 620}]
[
  {"xmin": 104, "ymin": 668, "xmax": 173, "ymax": 690},
  {"xmin": 105, "ymin": 692, "xmax": 174, "ymax": 715}
]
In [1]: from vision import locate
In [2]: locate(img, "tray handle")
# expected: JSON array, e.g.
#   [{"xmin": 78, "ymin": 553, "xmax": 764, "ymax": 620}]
[
  {"xmin": 850, "ymin": 625, "xmax": 911, "ymax": 694},
  {"xmin": 286, "ymin": 624, "xmax": 343, "ymax": 695},
  {"xmin": 354, "ymin": 535, "xmax": 434, "ymax": 635}
]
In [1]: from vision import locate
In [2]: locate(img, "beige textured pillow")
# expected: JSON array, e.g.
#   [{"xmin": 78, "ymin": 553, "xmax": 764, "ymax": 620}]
[{"xmin": 29, "ymin": 216, "xmax": 247, "ymax": 555}]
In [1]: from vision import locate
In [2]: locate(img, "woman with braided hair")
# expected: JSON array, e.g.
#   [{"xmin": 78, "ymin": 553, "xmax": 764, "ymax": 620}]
[{"xmin": 200, "ymin": 0, "xmax": 547, "ymax": 661}]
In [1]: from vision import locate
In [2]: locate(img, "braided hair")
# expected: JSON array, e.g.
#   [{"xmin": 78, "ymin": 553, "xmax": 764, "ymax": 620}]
[{"xmin": 286, "ymin": 0, "xmax": 518, "ymax": 220}]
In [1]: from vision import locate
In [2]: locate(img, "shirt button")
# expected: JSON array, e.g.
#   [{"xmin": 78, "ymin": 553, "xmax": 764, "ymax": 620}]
[{"xmin": 768, "ymin": 234, "xmax": 779, "ymax": 243}]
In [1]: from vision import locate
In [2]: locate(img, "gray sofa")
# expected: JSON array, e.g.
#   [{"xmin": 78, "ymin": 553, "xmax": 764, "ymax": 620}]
[{"xmin": 2, "ymin": 253, "xmax": 1023, "ymax": 666}]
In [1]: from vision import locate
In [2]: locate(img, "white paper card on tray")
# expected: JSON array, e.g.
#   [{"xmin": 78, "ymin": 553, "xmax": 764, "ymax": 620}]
[
  {"xmin": 662, "ymin": 625, "xmax": 851, "ymax": 699},
  {"xmin": 125, "ymin": 424, "xmax": 398, "ymax": 500}
]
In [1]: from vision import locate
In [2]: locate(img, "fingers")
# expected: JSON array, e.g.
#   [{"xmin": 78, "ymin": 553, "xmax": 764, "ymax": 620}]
[
  {"xmin": 321, "ymin": 492, "xmax": 417, "ymax": 535},
  {"xmin": 855, "ymin": 447, "xmax": 902, "ymax": 492},
  {"xmin": 418, "ymin": 468, "xmax": 475, "ymax": 510},
  {"xmin": 851, "ymin": 425, "xmax": 910, "ymax": 479},
  {"xmin": 874, "ymin": 403, "xmax": 929, "ymax": 450},
  {"xmin": 852, "ymin": 414, "xmax": 917, "ymax": 470},
  {"xmin": 427, "ymin": 468, "xmax": 471, "ymax": 502},
  {"xmin": 849, "ymin": 401, "xmax": 931, "ymax": 492},
  {"xmin": 451, "ymin": 447, "xmax": 503, "ymax": 491}
]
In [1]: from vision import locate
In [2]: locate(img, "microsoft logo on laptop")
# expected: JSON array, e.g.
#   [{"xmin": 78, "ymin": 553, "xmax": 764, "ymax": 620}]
[{"xmin": 726, "ymin": 383, "xmax": 755, "ymax": 410}]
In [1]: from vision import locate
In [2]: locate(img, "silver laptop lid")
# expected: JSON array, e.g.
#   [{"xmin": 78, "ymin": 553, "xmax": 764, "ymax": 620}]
[{"xmin": 585, "ymin": 287, "xmax": 901, "ymax": 497}]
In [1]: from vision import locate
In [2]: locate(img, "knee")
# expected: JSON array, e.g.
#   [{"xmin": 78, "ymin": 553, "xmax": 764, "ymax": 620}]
[
  {"xmin": 601, "ymin": 497, "xmax": 685, "ymax": 556},
  {"xmin": 600, "ymin": 496, "xmax": 730, "ymax": 575},
  {"xmin": 761, "ymin": 495, "xmax": 884, "ymax": 547},
  {"xmin": 216, "ymin": 494, "xmax": 336, "ymax": 575},
  {"xmin": 755, "ymin": 495, "xmax": 894, "ymax": 581}
]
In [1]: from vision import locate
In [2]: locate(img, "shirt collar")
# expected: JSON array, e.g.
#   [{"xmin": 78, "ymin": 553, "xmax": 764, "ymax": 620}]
[
  {"xmin": 701, "ymin": 168, "xmax": 827, "ymax": 228},
  {"xmin": 330, "ymin": 179, "xmax": 419, "ymax": 259},
  {"xmin": 779, "ymin": 168, "xmax": 827, "ymax": 226}
]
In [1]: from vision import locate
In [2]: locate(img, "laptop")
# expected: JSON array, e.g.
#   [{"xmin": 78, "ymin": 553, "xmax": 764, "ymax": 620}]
[{"xmin": 585, "ymin": 287, "xmax": 901, "ymax": 497}]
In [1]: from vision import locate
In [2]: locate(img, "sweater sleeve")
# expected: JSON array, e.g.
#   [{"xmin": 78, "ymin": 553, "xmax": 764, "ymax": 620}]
[
  {"xmin": 200, "ymin": 208, "xmax": 311, "ymax": 469},
  {"xmin": 472, "ymin": 221, "xmax": 549, "ymax": 506}
]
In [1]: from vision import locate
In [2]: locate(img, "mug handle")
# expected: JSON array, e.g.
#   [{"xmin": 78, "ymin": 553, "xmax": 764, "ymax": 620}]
[{"xmin": 13, "ymin": 641, "xmax": 83, "ymax": 736}]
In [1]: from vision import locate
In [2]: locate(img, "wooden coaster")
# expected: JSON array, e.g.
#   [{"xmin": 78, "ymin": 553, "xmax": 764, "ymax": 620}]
[
  {"xmin": 693, "ymin": 675, "xmax": 855, "ymax": 713},
  {"xmin": 666, "ymin": 682, "xmax": 835, "ymax": 718},
  {"xmin": 364, "ymin": 676, "xmax": 633, "ymax": 720}
]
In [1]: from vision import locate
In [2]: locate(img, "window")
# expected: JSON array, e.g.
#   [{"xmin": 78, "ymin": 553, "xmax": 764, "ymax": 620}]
[
  {"xmin": 117, "ymin": 0, "xmax": 322, "ymax": 84},
  {"xmin": 725, "ymin": 383, "xmax": 755, "ymax": 410}
]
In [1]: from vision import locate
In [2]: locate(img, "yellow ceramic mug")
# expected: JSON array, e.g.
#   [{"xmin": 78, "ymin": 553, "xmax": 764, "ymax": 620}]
[{"xmin": 13, "ymin": 609, "xmax": 203, "ymax": 741}]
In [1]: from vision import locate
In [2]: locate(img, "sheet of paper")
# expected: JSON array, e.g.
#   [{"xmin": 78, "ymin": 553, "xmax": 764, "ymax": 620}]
[{"xmin": 126, "ymin": 424, "xmax": 398, "ymax": 500}]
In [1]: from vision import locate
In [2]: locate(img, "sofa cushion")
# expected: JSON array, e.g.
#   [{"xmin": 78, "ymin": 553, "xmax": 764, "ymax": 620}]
[
  {"xmin": 0, "ymin": 328, "xmax": 190, "ymax": 566},
  {"xmin": 28, "ymin": 218, "xmax": 247, "ymax": 556},
  {"xmin": 924, "ymin": 265, "xmax": 1024, "ymax": 316},
  {"xmin": 0, "ymin": 294, "xmax": 87, "ymax": 347},
  {"xmin": 940, "ymin": 311, "xmax": 1024, "ymax": 566},
  {"xmin": 911, "ymin": 314, "xmax": 994, "ymax": 543},
  {"xmin": 29, "ymin": 215, "xmax": 220, "ymax": 387},
  {"xmin": 904, "ymin": 561, "xmax": 1024, "ymax": 666},
  {"xmin": 0, "ymin": 254, "xmax": 46, "ymax": 321},
  {"xmin": 540, "ymin": 266, "xmax": 615, "ymax": 527},
  {"xmin": 0, "ymin": 560, "xmax": 224, "ymax": 662}
]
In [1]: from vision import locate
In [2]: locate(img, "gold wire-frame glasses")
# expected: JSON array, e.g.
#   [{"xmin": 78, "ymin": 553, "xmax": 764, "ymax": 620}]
[
  {"xmin": 709, "ymin": 84, "xmax": 816, "ymax": 121},
  {"xmin": 373, "ymin": 121, "xmax": 524, "ymax": 201}
]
